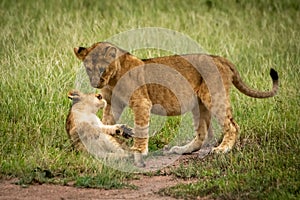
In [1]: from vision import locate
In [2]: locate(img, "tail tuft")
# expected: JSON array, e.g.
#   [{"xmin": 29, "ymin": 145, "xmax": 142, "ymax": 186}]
[{"xmin": 270, "ymin": 68, "xmax": 279, "ymax": 81}]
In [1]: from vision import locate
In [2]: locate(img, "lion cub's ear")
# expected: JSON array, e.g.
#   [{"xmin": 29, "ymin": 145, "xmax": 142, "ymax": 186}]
[
  {"xmin": 68, "ymin": 90, "xmax": 81, "ymax": 100},
  {"xmin": 95, "ymin": 93, "xmax": 103, "ymax": 100},
  {"xmin": 74, "ymin": 47, "xmax": 88, "ymax": 60}
]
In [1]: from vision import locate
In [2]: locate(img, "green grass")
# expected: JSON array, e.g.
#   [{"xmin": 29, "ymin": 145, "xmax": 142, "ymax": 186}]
[{"xmin": 0, "ymin": 0, "xmax": 299, "ymax": 198}]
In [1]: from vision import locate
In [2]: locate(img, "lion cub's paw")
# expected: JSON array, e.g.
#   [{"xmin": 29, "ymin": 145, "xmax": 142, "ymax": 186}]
[
  {"xmin": 115, "ymin": 124, "xmax": 134, "ymax": 139},
  {"xmin": 212, "ymin": 145, "xmax": 232, "ymax": 154},
  {"xmin": 133, "ymin": 152, "xmax": 146, "ymax": 168},
  {"xmin": 120, "ymin": 125, "xmax": 134, "ymax": 138},
  {"xmin": 163, "ymin": 145, "xmax": 184, "ymax": 155}
]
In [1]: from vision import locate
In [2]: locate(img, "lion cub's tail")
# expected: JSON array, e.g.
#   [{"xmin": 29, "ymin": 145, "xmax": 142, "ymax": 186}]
[{"xmin": 232, "ymin": 65, "xmax": 279, "ymax": 98}]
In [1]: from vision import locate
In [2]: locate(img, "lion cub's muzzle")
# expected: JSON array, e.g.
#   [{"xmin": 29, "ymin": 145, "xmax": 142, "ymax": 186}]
[
  {"xmin": 89, "ymin": 76, "xmax": 105, "ymax": 89},
  {"xmin": 92, "ymin": 78, "xmax": 105, "ymax": 89}
]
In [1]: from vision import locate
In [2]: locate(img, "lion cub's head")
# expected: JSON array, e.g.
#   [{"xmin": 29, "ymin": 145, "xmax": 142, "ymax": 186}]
[
  {"xmin": 68, "ymin": 90, "xmax": 106, "ymax": 114},
  {"xmin": 74, "ymin": 42, "xmax": 127, "ymax": 89}
]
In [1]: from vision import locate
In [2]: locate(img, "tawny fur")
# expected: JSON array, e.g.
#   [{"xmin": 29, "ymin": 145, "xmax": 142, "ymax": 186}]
[
  {"xmin": 74, "ymin": 42, "xmax": 279, "ymax": 167},
  {"xmin": 65, "ymin": 90, "xmax": 133, "ymax": 158}
]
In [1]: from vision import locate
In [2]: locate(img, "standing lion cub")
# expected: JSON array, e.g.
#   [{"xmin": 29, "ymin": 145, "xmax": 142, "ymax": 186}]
[
  {"xmin": 65, "ymin": 90, "xmax": 133, "ymax": 158},
  {"xmin": 74, "ymin": 42, "xmax": 279, "ymax": 167}
]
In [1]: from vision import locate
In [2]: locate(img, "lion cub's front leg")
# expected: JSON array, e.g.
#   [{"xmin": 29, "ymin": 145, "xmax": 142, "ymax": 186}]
[
  {"xmin": 99, "ymin": 124, "xmax": 134, "ymax": 139},
  {"xmin": 102, "ymin": 104, "xmax": 117, "ymax": 125},
  {"xmin": 101, "ymin": 102, "xmax": 134, "ymax": 138},
  {"xmin": 131, "ymin": 98, "xmax": 151, "ymax": 167}
]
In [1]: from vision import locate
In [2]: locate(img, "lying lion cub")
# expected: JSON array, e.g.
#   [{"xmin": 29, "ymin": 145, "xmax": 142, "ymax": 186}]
[
  {"xmin": 74, "ymin": 42, "xmax": 279, "ymax": 167},
  {"xmin": 65, "ymin": 90, "xmax": 133, "ymax": 158}
]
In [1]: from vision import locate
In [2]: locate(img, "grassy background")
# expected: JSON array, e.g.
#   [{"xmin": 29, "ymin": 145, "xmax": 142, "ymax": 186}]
[{"xmin": 0, "ymin": 0, "xmax": 299, "ymax": 199}]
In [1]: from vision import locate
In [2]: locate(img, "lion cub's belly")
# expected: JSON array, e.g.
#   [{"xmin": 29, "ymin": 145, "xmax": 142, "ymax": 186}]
[{"xmin": 147, "ymin": 84, "xmax": 197, "ymax": 116}]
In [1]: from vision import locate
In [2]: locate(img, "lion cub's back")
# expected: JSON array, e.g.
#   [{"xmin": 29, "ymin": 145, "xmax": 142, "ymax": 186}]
[{"xmin": 65, "ymin": 110, "xmax": 86, "ymax": 151}]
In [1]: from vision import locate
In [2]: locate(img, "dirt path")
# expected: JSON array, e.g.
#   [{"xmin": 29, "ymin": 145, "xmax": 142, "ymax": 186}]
[
  {"xmin": 0, "ymin": 176, "xmax": 194, "ymax": 200},
  {"xmin": 0, "ymin": 154, "xmax": 206, "ymax": 200}
]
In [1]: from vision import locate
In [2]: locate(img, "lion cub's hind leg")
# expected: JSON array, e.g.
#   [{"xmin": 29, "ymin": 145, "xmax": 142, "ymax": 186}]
[
  {"xmin": 167, "ymin": 100, "xmax": 211, "ymax": 154},
  {"xmin": 212, "ymin": 106, "xmax": 240, "ymax": 153}
]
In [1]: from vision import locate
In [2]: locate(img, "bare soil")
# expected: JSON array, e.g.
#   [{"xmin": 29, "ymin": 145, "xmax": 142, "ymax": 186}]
[
  {"xmin": 0, "ymin": 154, "xmax": 209, "ymax": 200},
  {"xmin": 0, "ymin": 176, "xmax": 194, "ymax": 200}
]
